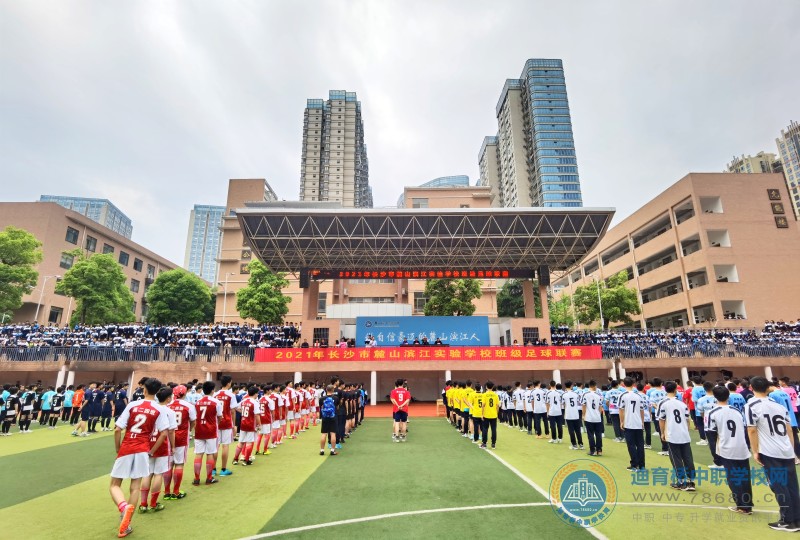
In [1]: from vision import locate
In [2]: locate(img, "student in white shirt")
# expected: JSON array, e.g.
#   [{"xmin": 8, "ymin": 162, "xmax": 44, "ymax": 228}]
[
  {"xmin": 532, "ymin": 382, "xmax": 549, "ymax": 438},
  {"xmin": 545, "ymin": 382, "xmax": 564, "ymax": 443},
  {"xmin": 746, "ymin": 376, "xmax": 800, "ymax": 531},
  {"xmin": 582, "ymin": 381, "xmax": 605, "ymax": 456},
  {"xmin": 524, "ymin": 382, "xmax": 535, "ymax": 436},
  {"xmin": 512, "ymin": 382, "xmax": 525, "ymax": 432},
  {"xmin": 562, "ymin": 381, "xmax": 584, "ymax": 450},
  {"xmin": 706, "ymin": 386, "xmax": 752, "ymax": 514},
  {"xmin": 618, "ymin": 377, "xmax": 646, "ymax": 470},
  {"xmin": 657, "ymin": 381, "xmax": 696, "ymax": 491}
]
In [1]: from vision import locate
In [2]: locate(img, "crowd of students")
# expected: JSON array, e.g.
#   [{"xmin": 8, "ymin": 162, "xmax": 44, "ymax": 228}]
[{"xmin": 442, "ymin": 374, "xmax": 800, "ymax": 532}]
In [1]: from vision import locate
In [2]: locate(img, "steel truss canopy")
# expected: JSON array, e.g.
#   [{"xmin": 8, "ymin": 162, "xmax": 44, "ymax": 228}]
[{"xmin": 237, "ymin": 205, "xmax": 615, "ymax": 274}]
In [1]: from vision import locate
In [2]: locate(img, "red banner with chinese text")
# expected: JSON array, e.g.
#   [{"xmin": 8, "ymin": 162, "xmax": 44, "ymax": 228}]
[{"xmin": 254, "ymin": 346, "xmax": 602, "ymax": 363}]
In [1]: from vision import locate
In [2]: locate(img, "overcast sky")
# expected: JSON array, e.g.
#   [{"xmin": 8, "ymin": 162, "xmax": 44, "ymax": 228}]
[{"xmin": 1, "ymin": 0, "xmax": 798, "ymax": 266}]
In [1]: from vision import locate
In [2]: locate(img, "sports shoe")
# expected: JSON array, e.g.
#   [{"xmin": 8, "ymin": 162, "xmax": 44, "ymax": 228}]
[
  {"xmin": 149, "ymin": 503, "xmax": 165, "ymax": 512},
  {"xmin": 330, "ymin": 450, "xmax": 337, "ymax": 455},
  {"xmin": 683, "ymin": 482, "xmax": 696, "ymax": 491},
  {"xmin": 119, "ymin": 504, "xmax": 135, "ymax": 537},
  {"xmin": 768, "ymin": 521, "xmax": 790, "ymax": 531},
  {"xmin": 191, "ymin": 479, "xmax": 200, "ymax": 486},
  {"xmin": 320, "ymin": 449, "xmax": 325, "ymax": 455},
  {"xmin": 491, "ymin": 445, "xmax": 496, "ymax": 449},
  {"xmin": 557, "ymin": 439, "xmax": 563, "ymax": 444},
  {"xmin": 781, "ymin": 523, "xmax": 800, "ymax": 532},
  {"xmin": 335, "ymin": 443, "xmax": 342, "ymax": 449},
  {"xmin": 728, "ymin": 506, "xmax": 752, "ymax": 515},
  {"xmin": 219, "ymin": 469, "xmax": 233, "ymax": 476},
  {"xmin": 480, "ymin": 444, "xmax": 487, "ymax": 449},
  {"xmin": 211, "ymin": 469, "xmax": 217, "ymax": 476},
  {"xmin": 137, "ymin": 505, "xmax": 148, "ymax": 514},
  {"xmin": 173, "ymin": 492, "xmax": 187, "ymax": 499},
  {"xmin": 548, "ymin": 439, "xmax": 556, "ymax": 443},
  {"xmin": 163, "ymin": 493, "xmax": 175, "ymax": 501},
  {"xmin": 588, "ymin": 452, "xmax": 597, "ymax": 456},
  {"xmin": 644, "ymin": 445, "xmax": 652, "ymax": 449},
  {"xmin": 696, "ymin": 440, "xmax": 708, "ymax": 446},
  {"xmin": 205, "ymin": 478, "xmax": 218, "ymax": 485},
  {"xmin": 569, "ymin": 445, "xmax": 578, "ymax": 450},
  {"xmin": 670, "ymin": 483, "xmax": 685, "ymax": 490},
  {"xmin": 263, "ymin": 450, "xmax": 272, "ymax": 455},
  {"xmin": 117, "ymin": 527, "xmax": 133, "ymax": 538},
  {"xmin": 579, "ymin": 445, "xmax": 584, "ymax": 449},
  {"xmin": 658, "ymin": 451, "xmax": 670, "ymax": 456},
  {"xmin": 709, "ymin": 464, "xmax": 725, "ymax": 469},
  {"xmin": 232, "ymin": 460, "xmax": 239, "ymax": 465},
  {"xmin": 243, "ymin": 460, "xmax": 254, "ymax": 466}
]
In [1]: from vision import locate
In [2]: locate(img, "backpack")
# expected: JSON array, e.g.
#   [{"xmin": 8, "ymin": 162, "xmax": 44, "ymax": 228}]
[{"xmin": 321, "ymin": 396, "xmax": 336, "ymax": 419}]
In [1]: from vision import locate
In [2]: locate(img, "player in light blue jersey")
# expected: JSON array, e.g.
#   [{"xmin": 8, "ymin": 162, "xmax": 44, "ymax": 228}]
[{"xmin": 647, "ymin": 378, "xmax": 669, "ymax": 455}]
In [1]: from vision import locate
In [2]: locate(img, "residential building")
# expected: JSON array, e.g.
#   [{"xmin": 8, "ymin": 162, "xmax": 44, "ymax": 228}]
[
  {"xmin": 553, "ymin": 173, "xmax": 800, "ymax": 329},
  {"xmin": 396, "ymin": 175, "xmax": 470, "ymax": 207},
  {"xmin": 481, "ymin": 59, "xmax": 583, "ymax": 208},
  {"xmin": 777, "ymin": 120, "xmax": 800, "ymax": 217},
  {"xmin": 478, "ymin": 136, "xmax": 502, "ymax": 207},
  {"xmin": 39, "ymin": 195, "xmax": 133, "ymax": 238},
  {"xmin": 184, "ymin": 204, "xmax": 224, "ymax": 284},
  {"xmin": 0, "ymin": 202, "xmax": 176, "ymax": 324},
  {"xmin": 725, "ymin": 151, "xmax": 780, "ymax": 174},
  {"xmin": 299, "ymin": 90, "xmax": 371, "ymax": 208}
]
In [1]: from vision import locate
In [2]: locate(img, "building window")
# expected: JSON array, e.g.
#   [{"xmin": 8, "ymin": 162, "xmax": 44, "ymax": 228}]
[
  {"xmin": 318, "ymin": 292, "xmax": 327, "ymax": 314},
  {"xmin": 59, "ymin": 253, "xmax": 74, "ymax": 269},
  {"xmin": 414, "ymin": 292, "xmax": 428, "ymax": 312},
  {"xmin": 85, "ymin": 235, "xmax": 97, "ymax": 252},
  {"xmin": 103, "ymin": 243, "xmax": 114, "ymax": 254},
  {"xmin": 65, "ymin": 227, "xmax": 79, "ymax": 244},
  {"xmin": 312, "ymin": 328, "xmax": 330, "ymax": 346},
  {"xmin": 133, "ymin": 258, "xmax": 143, "ymax": 272},
  {"xmin": 522, "ymin": 327, "xmax": 540, "ymax": 344},
  {"xmin": 412, "ymin": 198, "xmax": 429, "ymax": 209},
  {"xmin": 132, "ymin": 301, "xmax": 137, "ymax": 315},
  {"xmin": 47, "ymin": 306, "xmax": 63, "ymax": 325},
  {"xmin": 146, "ymin": 264, "xmax": 155, "ymax": 280},
  {"xmin": 130, "ymin": 279, "xmax": 140, "ymax": 293},
  {"xmin": 119, "ymin": 251, "xmax": 130, "ymax": 266}
]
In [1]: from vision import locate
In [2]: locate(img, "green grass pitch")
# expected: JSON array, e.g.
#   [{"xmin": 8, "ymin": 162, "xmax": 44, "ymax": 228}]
[{"xmin": 0, "ymin": 415, "xmax": 784, "ymax": 539}]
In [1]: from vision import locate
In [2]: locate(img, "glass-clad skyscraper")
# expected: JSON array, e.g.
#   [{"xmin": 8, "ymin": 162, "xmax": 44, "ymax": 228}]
[
  {"xmin": 184, "ymin": 204, "xmax": 225, "ymax": 284},
  {"xmin": 39, "ymin": 195, "xmax": 133, "ymax": 238},
  {"xmin": 479, "ymin": 59, "xmax": 583, "ymax": 208}
]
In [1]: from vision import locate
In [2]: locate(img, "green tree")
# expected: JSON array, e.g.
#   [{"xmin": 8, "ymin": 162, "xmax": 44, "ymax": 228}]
[
  {"xmin": 204, "ymin": 287, "xmax": 218, "ymax": 323},
  {"xmin": 496, "ymin": 279, "xmax": 541, "ymax": 317},
  {"xmin": 573, "ymin": 270, "xmax": 640, "ymax": 329},
  {"xmin": 145, "ymin": 269, "xmax": 213, "ymax": 325},
  {"xmin": 55, "ymin": 250, "xmax": 135, "ymax": 325},
  {"xmin": 0, "ymin": 226, "xmax": 43, "ymax": 319},
  {"xmin": 235, "ymin": 260, "xmax": 291, "ymax": 324},
  {"xmin": 549, "ymin": 294, "xmax": 575, "ymax": 328},
  {"xmin": 422, "ymin": 278, "xmax": 482, "ymax": 316}
]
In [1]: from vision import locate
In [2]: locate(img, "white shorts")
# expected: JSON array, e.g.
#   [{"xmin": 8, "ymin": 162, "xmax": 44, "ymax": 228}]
[
  {"xmin": 280, "ymin": 419, "xmax": 286, "ymax": 426},
  {"xmin": 272, "ymin": 420, "xmax": 280, "ymax": 429},
  {"xmin": 311, "ymin": 406, "xmax": 317, "ymax": 413},
  {"xmin": 173, "ymin": 446, "xmax": 187, "ymax": 465},
  {"xmin": 301, "ymin": 409, "xmax": 308, "ymax": 416},
  {"xmin": 287, "ymin": 411, "xmax": 295, "ymax": 421},
  {"xmin": 239, "ymin": 431, "xmax": 256, "ymax": 443},
  {"xmin": 259, "ymin": 424, "xmax": 272, "ymax": 435},
  {"xmin": 149, "ymin": 455, "xmax": 170, "ymax": 475},
  {"xmin": 110, "ymin": 453, "xmax": 150, "ymax": 479},
  {"xmin": 194, "ymin": 438, "xmax": 218, "ymax": 455},
  {"xmin": 218, "ymin": 429, "xmax": 233, "ymax": 445}
]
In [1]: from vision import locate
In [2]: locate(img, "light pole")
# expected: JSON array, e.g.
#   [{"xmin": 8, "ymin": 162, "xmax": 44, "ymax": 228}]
[
  {"xmin": 221, "ymin": 272, "xmax": 234, "ymax": 324},
  {"xmin": 34, "ymin": 275, "xmax": 60, "ymax": 324},
  {"xmin": 592, "ymin": 276, "xmax": 605, "ymax": 330}
]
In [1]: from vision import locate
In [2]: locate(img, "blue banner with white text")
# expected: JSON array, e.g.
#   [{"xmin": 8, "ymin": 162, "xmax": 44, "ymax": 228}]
[{"xmin": 355, "ymin": 316, "xmax": 490, "ymax": 347}]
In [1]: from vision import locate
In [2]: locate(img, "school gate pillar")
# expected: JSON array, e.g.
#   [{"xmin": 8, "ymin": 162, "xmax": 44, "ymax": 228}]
[
  {"xmin": 445, "ymin": 370, "xmax": 452, "ymax": 382},
  {"xmin": 66, "ymin": 370, "xmax": 75, "ymax": 387},
  {"xmin": 765, "ymin": 366, "xmax": 774, "ymax": 380},
  {"xmin": 55, "ymin": 365, "xmax": 67, "ymax": 387},
  {"xmin": 552, "ymin": 369, "xmax": 561, "ymax": 384},
  {"xmin": 294, "ymin": 371, "xmax": 302, "ymax": 384},
  {"xmin": 680, "ymin": 367, "xmax": 689, "ymax": 386},
  {"xmin": 370, "ymin": 371, "xmax": 377, "ymax": 406}
]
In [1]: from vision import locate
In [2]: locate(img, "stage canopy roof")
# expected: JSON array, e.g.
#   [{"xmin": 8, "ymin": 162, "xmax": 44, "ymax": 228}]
[{"xmin": 237, "ymin": 205, "xmax": 614, "ymax": 275}]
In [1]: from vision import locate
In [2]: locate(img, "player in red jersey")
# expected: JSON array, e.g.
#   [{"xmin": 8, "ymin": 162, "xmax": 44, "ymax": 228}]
[
  {"xmin": 163, "ymin": 385, "xmax": 196, "ymax": 500},
  {"xmin": 276, "ymin": 385, "xmax": 287, "ymax": 444},
  {"xmin": 301, "ymin": 382, "xmax": 313, "ymax": 432},
  {"xmin": 138, "ymin": 386, "xmax": 177, "ymax": 514},
  {"xmin": 193, "ymin": 381, "xmax": 223, "ymax": 485},
  {"xmin": 268, "ymin": 386, "xmax": 281, "ymax": 449},
  {"xmin": 233, "ymin": 386, "xmax": 261, "ymax": 465},
  {"xmin": 212, "ymin": 375, "xmax": 240, "ymax": 477},
  {"xmin": 284, "ymin": 382, "xmax": 298, "ymax": 439},
  {"xmin": 109, "ymin": 378, "xmax": 169, "ymax": 538},
  {"xmin": 255, "ymin": 384, "xmax": 275, "ymax": 455},
  {"xmin": 390, "ymin": 379, "xmax": 411, "ymax": 442}
]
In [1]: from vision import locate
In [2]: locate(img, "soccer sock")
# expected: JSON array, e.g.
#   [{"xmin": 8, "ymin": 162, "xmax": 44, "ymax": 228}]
[
  {"xmin": 117, "ymin": 501, "xmax": 128, "ymax": 513},
  {"xmin": 256, "ymin": 434, "xmax": 263, "ymax": 452},
  {"xmin": 205, "ymin": 457, "xmax": 215, "ymax": 479},
  {"xmin": 50, "ymin": 416, "xmax": 58, "ymax": 427},
  {"xmin": 150, "ymin": 491, "xmax": 160, "ymax": 507},
  {"xmin": 173, "ymin": 468, "xmax": 184, "ymax": 492},
  {"xmin": 140, "ymin": 487, "xmax": 149, "ymax": 504},
  {"xmin": 244, "ymin": 443, "xmax": 253, "ymax": 461},
  {"xmin": 234, "ymin": 445, "xmax": 243, "ymax": 461},
  {"xmin": 193, "ymin": 457, "xmax": 202, "ymax": 480},
  {"xmin": 163, "ymin": 470, "xmax": 172, "ymax": 494}
]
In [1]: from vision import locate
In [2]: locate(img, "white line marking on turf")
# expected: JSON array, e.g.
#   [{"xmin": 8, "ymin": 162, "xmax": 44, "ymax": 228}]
[
  {"xmin": 239, "ymin": 503, "xmax": 551, "ymax": 539},
  {"xmin": 615, "ymin": 502, "xmax": 777, "ymax": 514},
  {"xmin": 482, "ymin": 449, "xmax": 608, "ymax": 540}
]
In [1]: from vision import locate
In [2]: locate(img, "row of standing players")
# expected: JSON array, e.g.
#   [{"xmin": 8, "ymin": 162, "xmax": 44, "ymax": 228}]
[
  {"xmin": 108, "ymin": 375, "xmax": 366, "ymax": 538},
  {"xmin": 443, "ymin": 376, "xmax": 800, "ymax": 532}
]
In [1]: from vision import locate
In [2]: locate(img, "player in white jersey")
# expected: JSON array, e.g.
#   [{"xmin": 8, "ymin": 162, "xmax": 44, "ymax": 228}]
[
  {"xmin": 657, "ymin": 381, "xmax": 696, "ymax": 491},
  {"xmin": 746, "ymin": 376, "xmax": 800, "ymax": 531},
  {"xmin": 562, "ymin": 381, "xmax": 583, "ymax": 450},
  {"xmin": 545, "ymin": 382, "xmax": 564, "ymax": 443},
  {"xmin": 706, "ymin": 386, "xmax": 752, "ymax": 514},
  {"xmin": 646, "ymin": 378, "xmax": 669, "ymax": 455},
  {"xmin": 618, "ymin": 378, "xmax": 645, "ymax": 471},
  {"xmin": 606, "ymin": 381, "xmax": 624, "ymax": 442},
  {"xmin": 532, "ymin": 383, "xmax": 549, "ymax": 438},
  {"xmin": 511, "ymin": 382, "xmax": 525, "ymax": 431},
  {"xmin": 582, "ymin": 381, "xmax": 604, "ymax": 456},
  {"xmin": 524, "ymin": 382, "xmax": 535, "ymax": 435}
]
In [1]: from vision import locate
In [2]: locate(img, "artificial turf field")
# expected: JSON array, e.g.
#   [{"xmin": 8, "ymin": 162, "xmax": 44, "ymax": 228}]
[{"xmin": 0, "ymin": 414, "xmax": 788, "ymax": 539}]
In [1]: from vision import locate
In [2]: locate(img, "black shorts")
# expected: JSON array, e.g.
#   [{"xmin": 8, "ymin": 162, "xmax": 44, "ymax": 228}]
[
  {"xmin": 81, "ymin": 407, "xmax": 91, "ymax": 421},
  {"xmin": 320, "ymin": 418, "xmax": 337, "ymax": 434},
  {"xmin": 393, "ymin": 411, "xmax": 408, "ymax": 422}
]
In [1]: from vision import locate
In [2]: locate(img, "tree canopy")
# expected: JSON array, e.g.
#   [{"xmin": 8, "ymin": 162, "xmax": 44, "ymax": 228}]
[
  {"xmin": 235, "ymin": 260, "xmax": 291, "ymax": 324},
  {"xmin": 55, "ymin": 250, "xmax": 135, "ymax": 325},
  {"xmin": 572, "ymin": 270, "xmax": 641, "ymax": 329},
  {"xmin": 496, "ymin": 279, "xmax": 541, "ymax": 318},
  {"xmin": 422, "ymin": 278, "xmax": 482, "ymax": 316},
  {"xmin": 548, "ymin": 294, "xmax": 575, "ymax": 328},
  {"xmin": 0, "ymin": 226, "xmax": 43, "ymax": 319},
  {"xmin": 145, "ymin": 269, "xmax": 213, "ymax": 325}
]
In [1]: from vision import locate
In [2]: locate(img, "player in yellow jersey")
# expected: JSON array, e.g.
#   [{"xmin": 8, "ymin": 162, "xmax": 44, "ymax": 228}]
[
  {"xmin": 453, "ymin": 383, "xmax": 464, "ymax": 431},
  {"xmin": 481, "ymin": 381, "xmax": 500, "ymax": 449},
  {"xmin": 471, "ymin": 385, "xmax": 484, "ymax": 444},
  {"xmin": 461, "ymin": 381, "xmax": 475, "ymax": 438},
  {"xmin": 445, "ymin": 384, "xmax": 455, "ymax": 426}
]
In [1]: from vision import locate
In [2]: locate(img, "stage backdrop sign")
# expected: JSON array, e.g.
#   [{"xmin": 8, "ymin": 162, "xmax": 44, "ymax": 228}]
[{"xmin": 355, "ymin": 316, "xmax": 490, "ymax": 347}]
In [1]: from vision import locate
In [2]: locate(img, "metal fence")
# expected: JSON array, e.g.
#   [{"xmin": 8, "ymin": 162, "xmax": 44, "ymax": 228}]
[{"xmin": 1, "ymin": 343, "xmax": 799, "ymax": 362}]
